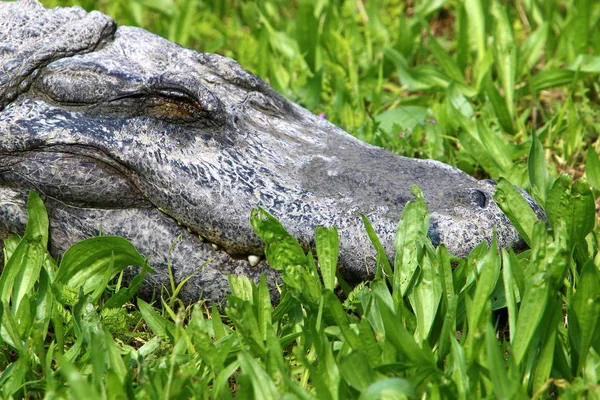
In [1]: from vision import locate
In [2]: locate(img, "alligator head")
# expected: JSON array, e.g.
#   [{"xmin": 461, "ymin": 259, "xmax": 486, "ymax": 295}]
[{"xmin": 0, "ymin": 1, "xmax": 544, "ymax": 302}]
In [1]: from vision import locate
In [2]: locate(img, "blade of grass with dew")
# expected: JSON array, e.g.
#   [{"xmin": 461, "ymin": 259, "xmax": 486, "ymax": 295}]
[
  {"xmin": 14, "ymin": 294, "xmax": 34, "ymax": 339},
  {"xmin": 227, "ymin": 274, "xmax": 254, "ymax": 303}
]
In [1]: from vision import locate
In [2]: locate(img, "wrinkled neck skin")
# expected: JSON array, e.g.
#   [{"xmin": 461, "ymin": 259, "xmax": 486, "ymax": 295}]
[{"xmin": 0, "ymin": 1, "xmax": 543, "ymax": 302}]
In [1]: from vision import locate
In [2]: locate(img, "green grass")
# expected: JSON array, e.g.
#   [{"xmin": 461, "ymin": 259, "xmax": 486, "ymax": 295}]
[{"xmin": 2, "ymin": 0, "xmax": 600, "ymax": 398}]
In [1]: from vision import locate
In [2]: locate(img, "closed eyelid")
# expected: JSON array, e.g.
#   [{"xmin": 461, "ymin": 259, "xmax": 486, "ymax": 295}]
[{"xmin": 35, "ymin": 66, "xmax": 226, "ymax": 126}]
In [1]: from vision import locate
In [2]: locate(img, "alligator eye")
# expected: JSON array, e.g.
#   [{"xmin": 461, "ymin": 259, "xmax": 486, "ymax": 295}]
[
  {"xmin": 138, "ymin": 89, "xmax": 211, "ymax": 123},
  {"xmin": 147, "ymin": 96, "xmax": 205, "ymax": 121},
  {"xmin": 84, "ymin": 86, "xmax": 226, "ymax": 126},
  {"xmin": 36, "ymin": 67, "xmax": 225, "ymax": 126}
]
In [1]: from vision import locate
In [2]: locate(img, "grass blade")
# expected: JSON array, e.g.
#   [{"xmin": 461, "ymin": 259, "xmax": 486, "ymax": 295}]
[
  {"xmin": 530, "ymin": 298, "xmax": 561, "ymax": 395},
  {"xmin": 359, "ymin": 378, "xmax": 416, "ymax": 400},
  {"xmin": 492, "ymin": 3, "xmax": 516, "ymax": 120},
  {"xmin": 250, "ymin": 207, "xmax": 307, "ymax": 269},
  {"xmin": 493, "ymin": 178, "xmax": 541, "ymax": 247},
  {"xmin": 137, "ymin": 298, "xmax": 175, "ymax": 338},
  {"xmin": 485, "ymin": 322, "xmax": 518, "ymax": 399},
  {"xmin": 0, "ymin": 191, "xmax": 48, "ymax": 311},
  {"xmin": 408, "ymin": 242, "xmax": 442, "ymax": 344},
  {"xmin": 374, "ymin": 290, "xmax": 435, "ymax": 367},
  {"xmin": 463, "ymin": 0, "xmax": 486, "ymax": 61},
  {"xmin": 54, "ymin": 236, "xmax": 150, "ymax": 305},
  {"xmin": 58, "ymin": 356, "xmax": 102, "ymax": 400},
  {"xmin": 569, "ymin": 260, "xmax": 600, "ymax": 375},
  {"xmin": 238, "ymin": 352, "xmax": 279, "ymax": 399},
  {"xmin": 585, "ymin": 147, "xmax": 600, "ymax": 191},
  {"xmin": 393, "ymin": 186, "xmax": 430, "ymax": 298},
  {"xmin": 545, "ymin": 175, "xmax": 596, "ymax": 245},
  {"xmin": 316, "ymin": 226, "xmax": 339, "ymax": 291},
  {"xmin": 361, "ymin": 214, "xmax": 393, "ymax": 280},
  {"xmin": 528, "ymin": 130, "xmax": 552, "ymax": 204}
]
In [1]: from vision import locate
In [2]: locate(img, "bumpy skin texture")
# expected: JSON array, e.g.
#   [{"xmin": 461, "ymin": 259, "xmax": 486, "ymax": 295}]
[{"xmin": 0, "ymin": 1, "xmax": 544, "ymax": 302}]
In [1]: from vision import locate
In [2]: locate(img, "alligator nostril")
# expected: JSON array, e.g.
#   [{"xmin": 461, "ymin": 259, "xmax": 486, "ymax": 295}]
[{"xmin": 471, "ymin": 189, "xmax": 488, "ymax": 208}]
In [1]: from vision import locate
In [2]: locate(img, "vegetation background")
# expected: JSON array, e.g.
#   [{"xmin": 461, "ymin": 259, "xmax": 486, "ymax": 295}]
[{"xmin": 1, "ymin": 0, "xmax": 600, "ymax": 398}]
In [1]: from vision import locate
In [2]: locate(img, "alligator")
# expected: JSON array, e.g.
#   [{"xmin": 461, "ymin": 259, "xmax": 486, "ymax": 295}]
[{"xmin": 0, "ymin": 0, "xmax": 544, "ymax": 302}]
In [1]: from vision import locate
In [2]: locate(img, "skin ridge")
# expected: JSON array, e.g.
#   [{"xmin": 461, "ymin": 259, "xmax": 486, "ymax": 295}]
[{"xmin": 0, "ymin": 0, "xmax": 544, "ymax": 303}]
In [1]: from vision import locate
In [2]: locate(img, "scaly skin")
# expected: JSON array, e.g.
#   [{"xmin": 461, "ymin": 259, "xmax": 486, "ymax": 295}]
[{"xmin": 0, "ymin": 0, "xmax": 544, "ymax": 302}]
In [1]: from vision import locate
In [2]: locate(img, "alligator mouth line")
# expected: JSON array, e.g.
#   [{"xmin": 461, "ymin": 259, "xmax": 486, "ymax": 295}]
[{"xmin": 1, "ymin": 144, "xmax": 269, "ymax": 268}]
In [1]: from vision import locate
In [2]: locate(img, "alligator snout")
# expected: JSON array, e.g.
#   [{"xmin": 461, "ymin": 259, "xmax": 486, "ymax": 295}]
[{"xmin": 0, "ymin": 1, "xmax": 544, "ymax": 302}]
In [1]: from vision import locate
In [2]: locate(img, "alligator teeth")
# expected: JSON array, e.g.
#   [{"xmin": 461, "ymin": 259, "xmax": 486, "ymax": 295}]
[
  {"xmin": 198, "ymin": 236, "xmax": 205, "ymax": 242},
  {"xmin": 211, "ymin": 243, "xmax": 219, "ymax": 251},
  {"xmin": 247, "ymin": 255, "xmax": 261, "ymax": 267}
]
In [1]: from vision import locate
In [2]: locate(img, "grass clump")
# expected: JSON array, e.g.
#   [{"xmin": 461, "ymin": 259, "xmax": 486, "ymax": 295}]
[
  {"xmin": 1, "ymin": 180, "xmax": 599, "ymax": 398},
  {"xmin": 2, "ymin": 0, "xmax": 600, "ymax": 398}
]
